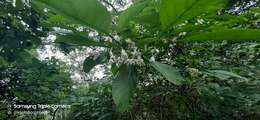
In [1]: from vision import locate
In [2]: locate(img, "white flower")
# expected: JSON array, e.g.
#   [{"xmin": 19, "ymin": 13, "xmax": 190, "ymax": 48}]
[
  {"xmin": 121, "ymin": 49, "xmax": 128, "ymax": 59},
  {"xmin": 149, "ymin": 56, "xmax": 155, "ymax": 62},
  {"xmin": 179, "ymin": 32, "xmax": 187, "ymax": 36},
  {"xmin": 197, "ymin": 18, "xmax": 204, "ymax": 24}
]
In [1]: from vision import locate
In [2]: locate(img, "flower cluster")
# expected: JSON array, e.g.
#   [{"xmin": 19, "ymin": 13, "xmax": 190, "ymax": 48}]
[{"xmin": 109, "ymin": 39, "xmax": 144, "ymax": 66}]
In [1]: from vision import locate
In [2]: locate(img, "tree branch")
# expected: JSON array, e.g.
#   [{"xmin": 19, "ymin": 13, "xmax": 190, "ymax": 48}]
[{"xmin": 102, "ymin": 0, "xmax": 118, "ymax": 13}]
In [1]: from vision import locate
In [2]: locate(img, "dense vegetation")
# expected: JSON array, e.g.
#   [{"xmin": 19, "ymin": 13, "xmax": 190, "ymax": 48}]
[{"xmin": 0, "ymin": 0, "xmax": 260, "ymax": 120}]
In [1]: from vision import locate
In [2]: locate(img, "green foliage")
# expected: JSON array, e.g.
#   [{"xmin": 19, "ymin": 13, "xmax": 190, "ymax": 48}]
[
  {"xmin": 29, "ymin": 0, "xmax": 260, "ymax": 118},
  {"xmin": 0, "ymin": 1, "xmax": 73, "ymax": 119},
  {"xmin": 0, "ymin": 58, "xmax": 72, "ymax": 119},
  {"xmin": 0, "ymin": 0, "xmax": 45, "ymax": 61},
  {"xmin": 33, "ymin": 0, "xmax": 112, "ymax": 33},
  {"xmin": 112, "ymin": 65, "xmax": 138, "ymax": 112},
  {"xmin": 159, "ymin": 0, "xmax": 227, "ymax": 30},
  {"xmin": 203, "ymin": 70, "xmax": 248, "ymax": 80},
  {"xmin": 174, "ymin": 42, "xmax": 260, "ymax": 119},
  {"xmin": 151, "ymin": 61, "xmax": 184, "ymax": 85},
  {"xmin": 1, "ymin": 57, "xmax": 71, "ymax": 100},
  {"xmin": 56, "ymin": 32, "xmax": 114, "ymax": 47},
  {"xmin": 13, "ymin": 58, "xmax": 72, "ymax": 104},
  {"xmin": 183, "ymin": 29, "xmax": 260, "ymax": 42},
  {"xmin": 65, "ymin": 81, "xmax": 114, "ymax": 120},
  {"xmin": 83, "ymin": 52, "xmax": 109, "ymax": 73},
  {"xmin": 117, "ymin": 42, "xmax": 260, "ymax": 120},
  {"xmin": 117, "ymin": 0, "xmax": 149, "ymax": 32}
]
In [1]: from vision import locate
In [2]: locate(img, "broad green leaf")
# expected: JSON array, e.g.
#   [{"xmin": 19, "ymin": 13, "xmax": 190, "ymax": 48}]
[
  {"xmin": 151, "ymin": 62, "xmax": 184, "ymax": 85},
  {"xmin": 250, "ymin": 7, "xmax": 260, "ymax": 13},
  {"xmin": 83, "ymin": 52, "xmax": 109, "ymax": 73},
  {"xmin": 182, "ymin": 29, "xmax": 260, "ymax": 42},
  {"xmin": 214, "ymin": 15, "xmax": 248, "ymax": 28},
  {"xmin": 172, "ymin": 24, "xmax": 209, "ymax": 35},
  {"xmin": 44, "ymin": 15, "xmax": 77, "ymax": 30},
  {"xmin": 56, "ymin": 33, "xmax": 115, "ymax": 47},
  {"xmin": 112, "ymin": 65, "xmax": 138, "ymax": 112},
  {"xmin": 135, "ymin": 5, "xmax": 160, "ymax": 26},
  {"xmin": 33, "ymin": 0, "xmax": 112, "ymax": 33},
  {"xmin": 117, "ymin": 1, "xmax": 148, "ymax": 31},
  {"xmin": 159, "ymin": 0, "xmax": 227, "ymax": 29},
  {"xmin": 203, "ymin": 70, "xmax": 248, "ymax": 80}
]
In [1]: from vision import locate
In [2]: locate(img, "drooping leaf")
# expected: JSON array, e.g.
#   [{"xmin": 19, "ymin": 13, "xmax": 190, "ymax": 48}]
[
  {"xmin": 83, "ymin": 52, "xmax": 109, "ymax": 73},
  {"xmin": 117, "ymin": 1, "xmax": 149, "ymax": 31},
  {"xmin": 182, "ymin": 29, "xmax": 260, "ymax": 42},
  {"xmin": 151, "ymin": 62, "xmax": 184, "ymax": 85},
  {"xmin": 159, "ymin": 0, "xmax": 227, "ymax": 29},
  {"xmin": 112, "ymin": 65, "xmax": 138, "ymax": 112},
  {"xmin": 33, "ymin": 0, "xmax": 112, "ymax": 33},
  {"xmin": 56, "ymin": 32, "xmax": 115, "ymax": 47},
  {"xmin": 203, "ymin": 70, "xmax": 248, "ymax": 80}
]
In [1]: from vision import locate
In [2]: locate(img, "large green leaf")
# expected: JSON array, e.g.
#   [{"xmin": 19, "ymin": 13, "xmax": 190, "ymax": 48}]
[
  {"xmin": 112, "ymin": 65, "xmax": 138, "ymax": 112},
  {"xmin": 83, "ymin": 52, "xmax": 109, "ymax": 73},
  {"xmin": 33, "ymin": 0, "xmax": 112, "ymax": 33},
  {"xmin": 117, "ymin": 1, "xmax": 149, "ymax": 31},
  {"xmin": 203, "ymin": 70, "xmax": 248, "ymax": 80},
  {"xmin": 44, "ymin": 15, "xmax": 77, "ymax": 30},
  {"xmin": 159, "ymin": 0, "xmax": 227, "ymax": 29},
  {"xmin": 151, "ymin": 62, "xmax": 184, "ymax": 85},
  {"xmin": 182, "ymin": 29, "xmax": 260, "ymax": 42},
  {"xmin": 56, "ymin": 32, "xmax": 115, "ymax": 47},
  {"xmin": 135, "ymin": 5, "xmax": 160, "ymax": 26}
]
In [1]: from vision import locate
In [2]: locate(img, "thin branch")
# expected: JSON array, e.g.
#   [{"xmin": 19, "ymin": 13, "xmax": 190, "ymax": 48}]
[
  {"xmin": 102, "ymin": 0, "xmax": 118, "ymax": 13},
  {"xmin": 107, "ymin": 34, "xmax": 122, "ymax": 46},
  {"xmin": 52, "ymin": 108, "xmax": 60, "ymax": 120}
]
